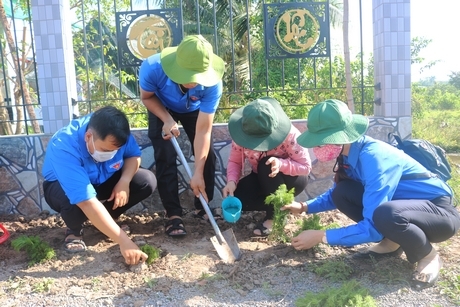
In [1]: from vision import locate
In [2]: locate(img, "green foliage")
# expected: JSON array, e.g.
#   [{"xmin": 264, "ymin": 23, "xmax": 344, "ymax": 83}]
[
  {"xmin": 439, "ymin": 268, "xmax": 460, "ymax": 305},
  {"xmin": 264, "ymin": 184, "xmax": 295, "ymax": 243},
  {"xmin": 140, "ymin": 244, "xmax": 161, "ymax": 265},
  {"xmin": 33, "ymin": 278, "xmax": 54, "ymax": 293},
  {"xmin": 294, "ymin": 214, "xmax": 340, "ymax": 237},
  {"xmin": 11, "ymin": 235, "xmax": 55, "ymax": 265},
  {"xmin": 313, "ymin": 259, "xmax": 354, "ymax": 282},
  {"xmin": 449, "ymin": 71, "xmax": 460, "ymax": 90},
  {"xmin": 295, "ymin": 280, "xmax": 377, "ymax": 307}
]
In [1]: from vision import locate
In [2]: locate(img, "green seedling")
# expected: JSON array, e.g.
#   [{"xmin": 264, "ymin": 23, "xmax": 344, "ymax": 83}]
[
  {"xmin": 11, "ymin": 235, "xmax": 55, "ymax": 265},
  {"xmin": 265, "ymin": 184, "xmax": 295, "ymax": 243},
  {"xmin": 8, "ymin": 276, "xmax": 26, "ymax": 293},
  {"xmin": 295, "ymin": 280, "xmax": 377, "ymax": 307},
  {"xmin": 313, "ymin": 259, "xmax": 354, "ymax": 282},
  {"xmin": 294, "ymin": 214, "xmax": 341, "ymax": 237},
  {"xmin": 33, "ymin": 278, "xmax": 54, "ymax": 293},
  {"xmin": 438, "ymin": 268, "xmax": 460, "ymax": 305},
  {"xmin": 140, "ymin": 244, "xmax": 161, "ymax": 265},
  {"xmin": 144, "ymin": 277, "xmax": 157, "ymax": 288}
]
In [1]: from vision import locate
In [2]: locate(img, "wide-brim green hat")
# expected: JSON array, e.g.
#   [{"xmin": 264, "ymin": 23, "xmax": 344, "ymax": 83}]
[
  {"xmin": 228, "ymin": 97, "xmax": 291, "ymax": 151},
  {"xmin": 160, "ymin": 35, "xmax": 225, "ymax": 87},
  {"xmin": 297, "ymin": 99, "xmax": 369, "ymax": 148}
]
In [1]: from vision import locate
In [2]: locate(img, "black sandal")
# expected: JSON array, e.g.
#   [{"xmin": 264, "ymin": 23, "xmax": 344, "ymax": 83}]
[
  {"xmin": 193, "ymin": 209, "xmax": 223, "ymax": 222},
  {"xmin": 253, "ymin": 222, "xmax": 271, "ymax": 237},
  {"xmin": 165, "ymin": 218, "xmax": 187, "ymax": 237}
]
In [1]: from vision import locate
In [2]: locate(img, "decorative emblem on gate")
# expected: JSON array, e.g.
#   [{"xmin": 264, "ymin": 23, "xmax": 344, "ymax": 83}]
[
  {"xmin": 116, "ymin": 9, "xmax": 182, "ymax": 67},
  {"xmin": 263, "ymin": 2, "xmax": 330, "ymax": 59}
]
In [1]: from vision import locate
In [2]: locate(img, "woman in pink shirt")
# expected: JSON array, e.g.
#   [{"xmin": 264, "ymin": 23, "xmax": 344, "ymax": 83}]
[{"xmin": 222, "ymin": 97, "xmax": 312, "ymax": 236}]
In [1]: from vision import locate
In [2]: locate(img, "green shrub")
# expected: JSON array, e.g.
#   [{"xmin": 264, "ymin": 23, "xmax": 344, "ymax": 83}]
[
  {"xmin": 265, "ymin": 184, "xmax": 295, "ymax": 243},
  {"xmin": 11, "ymin": 235, "xmax": 55, "ymax": 265}
]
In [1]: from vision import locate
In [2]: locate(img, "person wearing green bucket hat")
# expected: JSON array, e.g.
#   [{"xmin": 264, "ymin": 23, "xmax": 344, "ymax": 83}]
[
  {"xmin": 223, "ymin": 97, "xmax": 311, "ymax": 236},
  {"xmin": 281, "ymin": 99, "xmax": 460, "ymax": 290},
  {"xmin": 139, "ymin": 35, "xmax": 225, "ymax": 237}
]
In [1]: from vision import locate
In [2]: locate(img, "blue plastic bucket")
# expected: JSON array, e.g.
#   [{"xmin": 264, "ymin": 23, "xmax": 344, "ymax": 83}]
[{"xmin": 221, "ymin": 196, "xmax": 242, "ymax": 223}]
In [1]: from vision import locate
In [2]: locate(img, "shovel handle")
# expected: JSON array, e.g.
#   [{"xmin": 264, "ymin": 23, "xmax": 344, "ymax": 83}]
[{"xmin": 169, "ymin": 136, "xmax": 224, "ymax": 240}]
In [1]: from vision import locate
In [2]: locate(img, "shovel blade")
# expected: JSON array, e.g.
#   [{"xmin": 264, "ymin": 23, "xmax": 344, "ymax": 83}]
[{"xmin": 210, "ymin": 228, "xmax": 242, "ymax": 263}]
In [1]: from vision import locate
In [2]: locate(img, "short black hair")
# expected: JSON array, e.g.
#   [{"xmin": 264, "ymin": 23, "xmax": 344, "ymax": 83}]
[{"xmin": 87, "ymin": 106, "xmax": 130, "ymax": 147}]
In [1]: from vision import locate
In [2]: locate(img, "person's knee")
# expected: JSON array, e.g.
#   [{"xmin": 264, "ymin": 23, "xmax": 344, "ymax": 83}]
[{"xmin": 373, "ymin": 203, "xmax": 396, "ymax": 230}]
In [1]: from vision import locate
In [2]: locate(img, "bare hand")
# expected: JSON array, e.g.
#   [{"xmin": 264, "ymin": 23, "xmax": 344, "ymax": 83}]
[
  {"xmin": 190, "ymin": 173, "xmax": 208, "ymax": 202},
  {"xmin": 265, "ymin": 157, "xmax": 281, "ymax": 177},
  {"xmin": 281, "ymin": 201, "xmax": 306, "ymax": 215},
  {"xmin": 119, "ymin": 239, "xmax": 148, "ymax": 265},
  {"xmin": 291, "ymin": 230, "xmax": 324, "ymax": 250},
  {"xmin": 108, "ymin": 178, "xmax": 130, "ymax": 210},
  {"xmin": 162, "ymin": 120, "xmax": 180, "ymax": 139},
  {"xmin": 222, "ymin": 181, "xmax": 237, "ymax": 197}
]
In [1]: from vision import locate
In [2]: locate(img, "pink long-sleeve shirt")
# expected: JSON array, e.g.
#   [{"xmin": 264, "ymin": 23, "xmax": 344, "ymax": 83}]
[{"xmin": 226, "ymin": 125, "xmax": 312, "ymax": 184}]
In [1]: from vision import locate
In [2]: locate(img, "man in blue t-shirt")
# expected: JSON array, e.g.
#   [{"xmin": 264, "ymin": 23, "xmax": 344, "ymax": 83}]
[
  {"xmin": 42, "ymin": 106, "xmax": 157, "ymax": 265},
  {"xmin": 138, "ymin": 35, "xmax": 225, "ymax": 237}
]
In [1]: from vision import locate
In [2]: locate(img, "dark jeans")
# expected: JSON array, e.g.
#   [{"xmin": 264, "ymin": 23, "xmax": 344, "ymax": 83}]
[
  {"xmin": 234, "ymin": 156, "xmax": 308, "ymax": 220},
  {"xmin": 43, "ymin": 168, "xmax": 157, "ymax": 235},
  {"xmin": 332, "ymin": 179, "xmax": 460, "ymax": 263},
  {"xmin": 148, "ymin": 109, "xmax": 216, "ymax": 217}
]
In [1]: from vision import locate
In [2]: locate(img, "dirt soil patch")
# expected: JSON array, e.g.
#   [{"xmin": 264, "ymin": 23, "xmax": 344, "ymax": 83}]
[{"xmin": 1, "ymin": 208, "xmax": 460, "ymax": 306}]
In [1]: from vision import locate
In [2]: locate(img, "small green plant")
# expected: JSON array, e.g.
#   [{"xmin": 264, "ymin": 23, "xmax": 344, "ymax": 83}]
[
  {"xmin": 33, "ymin": 278, "xmax": 54, "ymax": 293},
  {"xmin": 295, "ymin": 280, "xmax": 377, "ymax": 307},
  {"xmin": 438, "ymin": 268, "xmax": 460, "ymax": 305},
  {"xmin": 293, "ymin": 214, "xmax": 341, "ymax": 237},
  {"xmin": 144, "ymin": 277, "xmax": 157, "ymax": 288},
  {"xmin": 313, "ymin": 259, "xmax": 354, "ymax": 282},
  {"xmin": 265, "ymin": 184, "xmax": 295, "ymax": 242},
  {"xmin": 7, "ymin": 277, "xmax": 26, "ymax": 293},
  {"xmin": 140, "ymin": 244, "xmax": 161, "ymax": 265},
  {"xmin": 11, "ymin": 235, "xmax": 55, "ymax": 265}
]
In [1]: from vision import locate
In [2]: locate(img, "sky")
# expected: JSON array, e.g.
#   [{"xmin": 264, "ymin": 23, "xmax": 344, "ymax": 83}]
[
  {"xmin": 344, "ymin": 0, "xmax": 460, "ymax": 82},
  {"xmin": 410, "ymin": 0, "xmax": 460, "ymax": 81}
]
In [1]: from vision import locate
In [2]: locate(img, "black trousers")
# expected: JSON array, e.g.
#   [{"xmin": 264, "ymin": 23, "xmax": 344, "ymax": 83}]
[
  {"xmin": 234, "ymin": 156, "xmax": 308, "ymax": 220},
  {"xmin": 332, "ymin": 180, "xmax": 460, "ymax": 263},
  {"xmin": 43, "ymin": 168, "xmax": 157, "ymax": 235},
  {"xmin": 148, "ymin": 109, "xmax": 216, "ymax": 217}
]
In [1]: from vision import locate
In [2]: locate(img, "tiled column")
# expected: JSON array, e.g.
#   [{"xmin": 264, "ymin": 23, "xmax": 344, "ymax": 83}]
[
  {"xmin": 373, "ymin": 0, "xmax": 412, "ymax": 138},
  {"xmin": 31, "ymin": 0, "xmax": 77, "ymax": 133}
]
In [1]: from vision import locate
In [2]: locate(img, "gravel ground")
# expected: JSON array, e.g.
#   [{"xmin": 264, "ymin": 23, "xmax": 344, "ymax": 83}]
[{"xmin": 1, "ymin": 210, "xmax": 459, "ymax": 307}]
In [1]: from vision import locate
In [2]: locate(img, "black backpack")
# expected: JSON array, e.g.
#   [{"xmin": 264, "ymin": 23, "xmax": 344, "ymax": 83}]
[{"xmin": 389, "ymin": 134, "xmax": 452, "ymax": 182}]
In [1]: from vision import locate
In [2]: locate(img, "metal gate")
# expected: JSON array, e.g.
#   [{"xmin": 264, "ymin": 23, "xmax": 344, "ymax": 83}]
[{"xmin": 0, "ymin": 0, "xmax": 373, "ymax": 134}]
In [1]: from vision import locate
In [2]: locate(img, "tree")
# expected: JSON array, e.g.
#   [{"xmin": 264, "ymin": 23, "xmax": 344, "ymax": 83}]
[
  {"xmin": 448, "ymin": 71, "xmax": 460, "ymax": 90},
  {"xmin": 0, "ymin": 0, "xmax": 40, "ymax": 135}
]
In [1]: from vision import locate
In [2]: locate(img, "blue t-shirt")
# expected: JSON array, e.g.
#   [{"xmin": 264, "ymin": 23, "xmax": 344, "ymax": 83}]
[
  {"xmin": 138, "ymin": 53, "xmax": 222, "ymax": 114},
  {"xmin": 307, "ymin": 136, "xmax": 452, "ymax": 247},
  {"xmin": 42, "ymin": 113, "xmax": 142, "ymax": 205}
]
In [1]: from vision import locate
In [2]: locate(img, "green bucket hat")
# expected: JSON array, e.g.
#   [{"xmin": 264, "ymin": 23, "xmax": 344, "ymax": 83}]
[
  {"xmin": 160, "ymin": 35, "xmax": 225, "ymax": 87},
  {"xmin": 297, "ymin": 99, "xmax": 369, "ymax": 148},
  {"xmin": 228, "ymin": 97, "xmax": 291, "ymax": 151}
]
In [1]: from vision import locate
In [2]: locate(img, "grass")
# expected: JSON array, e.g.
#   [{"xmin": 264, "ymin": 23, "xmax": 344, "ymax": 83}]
[
  {"xmin": 313, "ymin": 259, "xmax": 354, "ymax": 282},
  {"xmin": 33, "ymin": 278, "xmax": 54, "ymax": 293},
  {"xmin": 295, "ymin": 280, "xmax": 377, "ymax": 307}
]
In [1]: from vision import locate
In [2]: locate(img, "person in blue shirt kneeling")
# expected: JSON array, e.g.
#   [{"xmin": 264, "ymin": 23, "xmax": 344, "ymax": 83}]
[
  {"xmin": 42, "ymin": 106, "xmax": 157, "ymax": 265},
  {"xmin": 282, "ymin": 99, "xmax": 460, "ymax": 290}
]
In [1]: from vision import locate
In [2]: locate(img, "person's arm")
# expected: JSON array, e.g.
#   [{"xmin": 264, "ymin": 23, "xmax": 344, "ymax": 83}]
[
  {"xmin": 77, "ymin": 198, "xmax": 147, "ymax": 265},
  {"xmin": 109, "ymin": 156, "xmax": 140, "ymax": 210},
  {"xmin": 140, "ymin": 89, "xmax": 178, "ymax": 137},
  {"xmin": 189, "ymin": 111, "xmax": 214, "ymax": 201},
  {"xmin": 277, "ymin": 129, "xmax": 312, "ymax": 176}
]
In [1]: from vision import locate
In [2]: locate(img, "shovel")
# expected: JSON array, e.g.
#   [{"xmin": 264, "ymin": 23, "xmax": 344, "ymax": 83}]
[{"xmin": 169, "ymin": 135, "xmax": 242, "ymax": 263}]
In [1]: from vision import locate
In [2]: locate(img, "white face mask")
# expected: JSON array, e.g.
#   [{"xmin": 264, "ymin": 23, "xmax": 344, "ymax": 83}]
[{"xmin": 88, "ymin": 134, "xmax": 118, "ymax": 162}]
